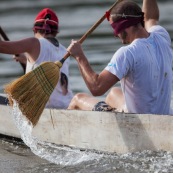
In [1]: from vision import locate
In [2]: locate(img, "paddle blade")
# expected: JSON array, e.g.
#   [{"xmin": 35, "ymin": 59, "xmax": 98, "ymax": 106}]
[{"xmin": 4, "ymin": 61, "xmax": 62, "ymax": 126}]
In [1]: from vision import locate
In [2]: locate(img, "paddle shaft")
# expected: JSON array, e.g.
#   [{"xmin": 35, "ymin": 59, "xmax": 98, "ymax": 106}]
[
  {"xmin": 60, "ymin": 0, "xmax": 119, "ymax": 64},
  {"xmin": 0, "ymin": 26, "xmax": 26, "ymax": 73}
]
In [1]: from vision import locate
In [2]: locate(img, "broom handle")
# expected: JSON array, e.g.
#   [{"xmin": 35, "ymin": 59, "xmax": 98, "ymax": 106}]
[
  {"xmin": 0, "ymin": 26, "xmax": 26, "ymax": 73},
  {"xmin": 60, "ymin": 0, "xmax": 119, "ymax": 64}
]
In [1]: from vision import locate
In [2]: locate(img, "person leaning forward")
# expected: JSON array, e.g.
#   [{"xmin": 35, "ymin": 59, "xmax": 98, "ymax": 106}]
[
  {"xmin": 67, "ymin": 0, "xmax": 173, "ymax": 115},
  {"xmin": 0, "ymin": 8, "xmax": 73, "ymax": 109}
]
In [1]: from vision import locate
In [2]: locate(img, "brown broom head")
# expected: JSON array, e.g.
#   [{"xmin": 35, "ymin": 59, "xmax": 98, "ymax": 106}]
[{"xmin": 4, "ymin": 61, "xmax": 62, "ymax": 126}]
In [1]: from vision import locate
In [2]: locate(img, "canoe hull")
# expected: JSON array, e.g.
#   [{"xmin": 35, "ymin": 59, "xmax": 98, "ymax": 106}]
[{"xmin": 1, "ymin": 104, "xmax": 173, "ymax": 154}]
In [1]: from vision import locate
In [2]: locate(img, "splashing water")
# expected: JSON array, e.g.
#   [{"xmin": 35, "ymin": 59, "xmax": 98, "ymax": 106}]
[
  {"xmin": 12, "ymin": 101, "xmax": 104, "ymax": 166},
  {"xmin": 12, "ymin": 101, "xmax": 173, "ymax": 172}
]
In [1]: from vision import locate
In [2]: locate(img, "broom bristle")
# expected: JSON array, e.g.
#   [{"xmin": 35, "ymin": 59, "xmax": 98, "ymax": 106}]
[{"xmin": 4, "ymin": 61, "xmax": 62, "ymax": 126}]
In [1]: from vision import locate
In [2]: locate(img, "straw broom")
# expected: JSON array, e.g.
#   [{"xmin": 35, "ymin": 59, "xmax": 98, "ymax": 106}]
[
  {"xmin": 4, "ymin": 0, "xmax": 121, "ymax": 126},
  {"xmin": 5, "ymin": 61, "xmax": 62, "ymax": 126}
]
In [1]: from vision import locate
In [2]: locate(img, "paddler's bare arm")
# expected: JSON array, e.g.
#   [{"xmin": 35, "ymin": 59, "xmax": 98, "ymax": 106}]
[
  {"xmin": 142, "ymin": 0, "xmax": 159, "ymax": 31},
  {"xmin": 68, "ymin": 40, "xmax": 119, "ymax": 96},
  {"xmin": 0, "ymin": 37, "xmax": 40, "ymax": 63}
]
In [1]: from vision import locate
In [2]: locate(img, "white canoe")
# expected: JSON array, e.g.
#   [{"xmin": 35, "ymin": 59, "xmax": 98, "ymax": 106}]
[{"xmin": 0, "ymin": 100, "xmax": 173, "ymax": 154}]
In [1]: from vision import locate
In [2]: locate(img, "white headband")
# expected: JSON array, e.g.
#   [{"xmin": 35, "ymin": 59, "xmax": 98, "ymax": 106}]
[{"xmin": 111, "ymin": 13, "xmax": 143, "ymax": 18}]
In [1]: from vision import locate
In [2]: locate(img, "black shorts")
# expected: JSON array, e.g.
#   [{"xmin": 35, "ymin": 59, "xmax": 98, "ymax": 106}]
[{"xmin": 92, "ymin": 101, "xmax": 114, "ymax": 112}]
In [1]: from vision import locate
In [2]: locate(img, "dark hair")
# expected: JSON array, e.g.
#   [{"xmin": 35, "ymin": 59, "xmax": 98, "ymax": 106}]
[
  {"xmin": 111, "ymin": 0, "xmax": 142, "ymax": 22},
  {"xmin": 60, "ymin": 72, "xmax": 68, "ymax": 88},
  {"xmin": 33, "ymin": 22, "xmax": 58, "ymax": 35}
]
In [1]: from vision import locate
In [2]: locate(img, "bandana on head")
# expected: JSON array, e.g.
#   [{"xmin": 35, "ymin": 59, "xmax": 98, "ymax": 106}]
[
  {"xmin": 33, "ymin": 8, "xmax": 59, "ymax": 33},
  {"xmin": 106, "ymin": 11, "xmax": 144, "ymax": 36}
]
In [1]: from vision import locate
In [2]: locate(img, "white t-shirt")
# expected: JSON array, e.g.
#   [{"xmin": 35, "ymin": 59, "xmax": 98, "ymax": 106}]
[
  {"xmin": 26, "ymin": 38, "xmax": 73, "ymax": 109},
  {"xmin": 105, "ymin": 25, "xmax": 173, "ymax": 114}
]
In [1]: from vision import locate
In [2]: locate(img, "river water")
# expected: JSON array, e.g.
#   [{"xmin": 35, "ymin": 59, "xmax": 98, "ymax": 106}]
[{"xmin": 0, "ymin": 0, "xmax": 173, "ymax": 172}]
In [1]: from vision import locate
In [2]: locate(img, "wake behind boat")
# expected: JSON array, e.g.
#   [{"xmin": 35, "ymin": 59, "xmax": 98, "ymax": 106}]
[{"xmin": 0, "ymin": 94, "xmax": 173, "ymax": 154}]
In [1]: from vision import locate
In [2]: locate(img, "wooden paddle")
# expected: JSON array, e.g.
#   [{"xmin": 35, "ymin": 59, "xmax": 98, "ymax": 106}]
[
  {"xmin": 0, "ymin": 26, "xmax": 26, "ymax": 73},
  {"xmin": 4, "ymin": 0, "xmax": 121, "ymax": 126}
]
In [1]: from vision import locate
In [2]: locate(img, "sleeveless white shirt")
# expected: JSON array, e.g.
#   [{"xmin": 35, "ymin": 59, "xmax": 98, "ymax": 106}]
[{"xmin": 26, "ymin": 38, "xmax": 73, "ymax": 109}]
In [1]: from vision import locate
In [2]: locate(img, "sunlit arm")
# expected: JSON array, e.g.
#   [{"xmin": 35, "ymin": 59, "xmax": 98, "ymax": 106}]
[
  {"xmin": 142, "ymin": 0, "xmax": 159, "ymax": 31},
  {"xmin": 77, "ymin": 57, "xmax": 119, "ymax": 96},
  {"xmin": 68, "ymin": 40, "xmax": 119, "ymax": 96}
]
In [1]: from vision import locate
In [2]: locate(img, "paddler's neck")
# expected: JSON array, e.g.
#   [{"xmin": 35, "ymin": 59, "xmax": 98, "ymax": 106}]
[
  {"xmin": 35, "ymin": 32, "xmax": 54, "ymax": 39},
  {"xmin": 35, "ymin": 33, "xmax": 59, "ymax": 47}
]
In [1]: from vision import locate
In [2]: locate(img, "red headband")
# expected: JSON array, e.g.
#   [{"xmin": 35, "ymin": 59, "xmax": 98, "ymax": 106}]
[
  {"xmin": 106, "ymin": 11, "xmax": 144, "ymax": 36},
  {"xmin": 111, "ymin": 17, "xmax": 143, "ymax": 36},
  {"xmin": 33, "ymin": 20, "xmax": 58, "ymax": 33}
]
